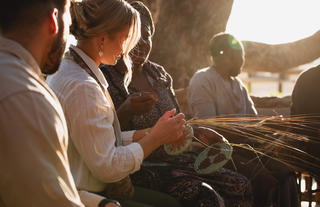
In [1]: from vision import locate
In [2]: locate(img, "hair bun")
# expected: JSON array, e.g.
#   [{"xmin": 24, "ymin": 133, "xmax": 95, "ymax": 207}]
[{"xmin": 70, "ymin": 1, "xmax": 88, "ymax": 40}]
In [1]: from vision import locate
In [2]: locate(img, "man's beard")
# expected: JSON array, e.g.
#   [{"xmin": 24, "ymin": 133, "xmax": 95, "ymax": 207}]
[{"xmin": 41, "ymin": 23, "xmax": 66, "ymax": 75}]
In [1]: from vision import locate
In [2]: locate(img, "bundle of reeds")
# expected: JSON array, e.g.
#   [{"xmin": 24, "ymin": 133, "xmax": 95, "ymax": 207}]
[{"xmin": 185, "ymin": 115, "xmax": 320, "ymax": 179}]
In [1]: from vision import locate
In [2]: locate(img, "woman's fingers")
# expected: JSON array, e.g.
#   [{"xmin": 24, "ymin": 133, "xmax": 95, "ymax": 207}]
[
  {"xmin": 169, "ymin": 113, "xmax": 185, "ymax": 125},
  {"xmin": 159, "ymin": 108, "xmax": 177, "ymax": 121},
  {"xmin": 170, "ymin": 113, "xmax": 186, "ymax": 140}
]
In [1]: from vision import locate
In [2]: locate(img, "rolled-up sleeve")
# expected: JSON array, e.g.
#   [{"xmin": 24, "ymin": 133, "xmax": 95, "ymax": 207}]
[
  {"xmin": 65, "ymin": 81, "xmax": 143, "ymax": 183},
  {"xmin": 121, "ymin": 130, "xmax": 135, "ymax": 146},
  {"xmin": 239, "ymin": 80, "xmax": 257, "ymax": 116},
  {"xmin": 78, "ymin": 191, "xmax": 105, "ymax": 207}
]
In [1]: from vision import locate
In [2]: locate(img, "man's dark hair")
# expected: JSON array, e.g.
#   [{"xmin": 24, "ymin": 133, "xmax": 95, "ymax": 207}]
[
  {"xmin": 209, "ymin": 33, "xmax": 243, "ymax": 59},
  {"xmin": 0, "ymin": 0, "xmax": 67, "ymax": 33}
]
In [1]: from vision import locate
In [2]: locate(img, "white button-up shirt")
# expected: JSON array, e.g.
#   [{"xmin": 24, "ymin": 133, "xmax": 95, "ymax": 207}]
[
  {"xmin": 0, "ymin": 37, "xmax": 84, "ymax": 207},
  {"xmin": 47, "ymin": 46, "xmax": 144, "ymax": 194}
]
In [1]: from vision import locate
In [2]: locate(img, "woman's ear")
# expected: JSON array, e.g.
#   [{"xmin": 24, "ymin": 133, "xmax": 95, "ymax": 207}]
[{"xmin": 49, "ymin": 8, "xmax": 59, "ymax": 35}]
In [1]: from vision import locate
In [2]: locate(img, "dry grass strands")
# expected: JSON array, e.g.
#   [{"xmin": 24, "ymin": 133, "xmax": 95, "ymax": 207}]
[{"xmin": 187, "ymin": 115, "xmax": 320, "ymax": 179}]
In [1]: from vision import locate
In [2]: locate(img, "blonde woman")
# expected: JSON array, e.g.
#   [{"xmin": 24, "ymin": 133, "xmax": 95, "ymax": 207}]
[{"xmin": 47, "ymin": 0, "xmax": 184, "ymax": 207}]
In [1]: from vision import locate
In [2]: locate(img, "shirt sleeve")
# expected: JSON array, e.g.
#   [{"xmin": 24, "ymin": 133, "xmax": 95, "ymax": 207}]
[
  {"xmin": 0, "ymin": 92, "xmax": 84, "ymax": 207},
  {"xmin": 65, "ymin": 81, "xmax": 143, "ymax": 183},
  {"xmin": 245, "ymin": 93, "xmax": 258, "ymax": 116},
  {"xmin": 78, "ymin": 191, "xmax": 105, "ymax": 207},
  {"xmin": 240, "ymin": 80, "xmax": 258, "ymax": 116},
  {"xmin": 187, "ymin": 74, "xmax": 217, "ymax": 118},
  {"xmin": 121, "ymin": 130, "xmax": 135, "ymax": 146}
]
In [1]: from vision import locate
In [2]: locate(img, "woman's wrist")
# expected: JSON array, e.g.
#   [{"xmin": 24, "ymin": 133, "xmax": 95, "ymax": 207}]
[
  {"xmin": 132, "ymin": 128, "xmax": 151, "ymax": 142},
  {"xmin": 144, "ymin": 128, "xmax": 151, "ymax": 136},
  {"xmin": 98, "ymin": 198, "xmax": 121, "ymax": 207}
]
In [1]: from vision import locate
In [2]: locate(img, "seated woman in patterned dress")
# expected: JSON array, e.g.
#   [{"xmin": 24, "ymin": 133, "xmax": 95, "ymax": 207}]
[{"xmin": 100, "ymin": 2, "xmax": 253, "ymax": 207}]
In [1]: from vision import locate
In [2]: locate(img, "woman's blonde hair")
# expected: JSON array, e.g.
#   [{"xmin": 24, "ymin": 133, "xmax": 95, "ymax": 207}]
[{"xmin": 70, "ymin": 0, "xmax": 141, "ymax": 89}]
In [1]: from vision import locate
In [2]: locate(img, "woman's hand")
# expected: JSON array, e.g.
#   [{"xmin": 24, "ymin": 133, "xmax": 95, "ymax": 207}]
[
  {"xmin": 137, "ymin": 109, "xmax": 186, "ymax": 158},
  {"xmin": 117, "ymin": 92, "xmax": 157, "ymax": 128},
  {"xmin": 150, "ymin": 108, "xmax": 186, "ymax": 145},
  {"xmin": 120, "ymin": 92, "xmax": 157, "ymax": 115}
]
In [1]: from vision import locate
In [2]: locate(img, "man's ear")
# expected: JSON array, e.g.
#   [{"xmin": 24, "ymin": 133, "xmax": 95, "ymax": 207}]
[
  {"xmin": 49, "ymin": 8, "xmax": 59, "ymax": 35},
  {"xmin": 210, "ymin": 56, "xmax": 215, "ymax": 66}
]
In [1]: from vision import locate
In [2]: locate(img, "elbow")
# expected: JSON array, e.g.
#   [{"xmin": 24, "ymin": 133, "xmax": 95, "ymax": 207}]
[
  {"xmin": 89, "ymin": 161, "xmax": 127, "ymax": 183},
  {"xmin": 86, "ymin": 148, "xmax": 138, "ymax": 183}
]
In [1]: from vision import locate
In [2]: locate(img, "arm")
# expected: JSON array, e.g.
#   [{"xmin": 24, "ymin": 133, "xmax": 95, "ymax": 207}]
[
  {"xmin": 116, "ymin": 92, "xmax": 157, "ymax": 129},
  {"xmin": 66, "ymin": 83, "xmax": 144, "ymax": 182},
  {"xmin": 116, "ymin": 101, "xmax": 134, "ymax": 129},
  {"xmin": 66, "ymin": 83, "xmax": 185, "ymax": 181},
  {"xmin": 0, "ymin": 92, "xmax": 84, "ymax": 207},
  {"xmin": 78, "ymin": 191, "xmax": 120, "ymax": 207},
  {"xmin": 162, "ymin": 66, "xmax": 181, "ymax": 113},
  {"xmin": 137, "ymin": 109, "xmax": 185, "ymax": 158}
]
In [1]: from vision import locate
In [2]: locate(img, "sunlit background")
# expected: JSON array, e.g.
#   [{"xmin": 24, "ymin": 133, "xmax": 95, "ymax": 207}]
[
  {"xmin": 228, "ymin": 2, "xmax": 320, "ymax": 203},
  {"xmin": 67, "ymin": 0, "xmax": 320, "ymax": 97},
  {"xmin": 226, "ymin": 0, "xmax": 320, "ymax": 44},
  {"xmin": 68, "ymin": 1, "xmax": 320, "ymax": 52},
  {"xmin": 66, "ymin": 35, "xmax": 77, "ymax": 51},
  {"xmin": 226, "ymin": 0, "xmax": 320, "ymax": 97}
]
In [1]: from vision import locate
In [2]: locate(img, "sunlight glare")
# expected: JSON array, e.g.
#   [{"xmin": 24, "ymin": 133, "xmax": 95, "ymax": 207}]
[
  {"xmin": 301, "ymin": 201, "xmax": 316, "ymax": 207},
  {"xmin": 66, "ymin": 35, "xmax": 77, "ymax": 52},
  {"xmin": 226, "ymin": 0, "xmax": 320, "ymax": 44}
]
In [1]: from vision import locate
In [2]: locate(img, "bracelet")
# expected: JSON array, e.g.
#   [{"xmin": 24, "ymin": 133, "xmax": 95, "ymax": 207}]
[
  {"xmin": 145, "ymin": 128, "xmax": 151, "ymax": 136},
  {"xmin": 98, "ymin": 198, "xmax": 121, "ymax": 207}
]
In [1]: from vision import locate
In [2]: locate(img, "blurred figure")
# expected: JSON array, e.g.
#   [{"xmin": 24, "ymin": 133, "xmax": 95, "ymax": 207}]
[
  {"xmin": 0, "ymin": 0, "xmax": 85, "ymax": 206},
  {"xmin": 291, "ymin": 65, "xmax": 320, "ymax": 179},
  {"xmin": 47, "ymin": 0, "xmax": 185, "ymax": 206},
  {"xmin": 188, "ymin": 33, "xmax": 257, "ymax": 118},
  {"xmin": 187, "ymin": 33, "xmax": 299, "ymax": 207}
]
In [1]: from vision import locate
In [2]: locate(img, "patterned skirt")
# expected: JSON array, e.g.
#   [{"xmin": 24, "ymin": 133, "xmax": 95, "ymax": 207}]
[{"xmin": 131, "ymin": 150, "xmax": 253, "ymax": 207}]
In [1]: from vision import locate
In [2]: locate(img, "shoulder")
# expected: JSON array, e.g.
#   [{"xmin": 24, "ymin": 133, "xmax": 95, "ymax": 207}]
[
  {"xmin": 234, "ymin": 76, "xmax": 248, "ymax": 90},
  {"xmin": 47, "ymin": 58, "xmax": 103, "ymax": 100},
  {"xmin": 100, "ymin": 64, "xmax": 123, "ymax": 79},
  {"xmin": 296, "ymin": 65, "xmax": 320, "ymax": 84},
  {"xmin": 0, "ymin": 53, "xmax": 50, "ymax": 102},
  {"xmin": 100, "ymin": 64, "xmax": 124, "ymax": 88},
  {"xmin": 144, "ymin": 60, "xmax": 173, "ymax": 87},
  {"xmin": 292, "ymin": 65, "xmax": 320, "ymax": 100},
  {"xmin": 145, "ymin": 60, "xmax": 166, "ymax": 73},
  {"xmin": 144, "ymin": 60, "xmax": 169, "ymax": 78},
  {"xmin": 293, "ymin": 65, "xmax": 320, "ymax": 94},
  {"xmin": 291, "ymin": 65, "xmax": 320, "ymax": 115},
  {"xmin": 189, "ymin": 66, "xmax": 213, "ymax": 86},
  {"xmin": 0, "ymin": 89, "xmax": 66, "ymax": 130}
]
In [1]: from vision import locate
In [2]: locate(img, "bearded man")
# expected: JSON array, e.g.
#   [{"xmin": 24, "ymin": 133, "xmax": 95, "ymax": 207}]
[{"xmin": 0, "ymin": 1, "xmax": 86, "ymax": 206}]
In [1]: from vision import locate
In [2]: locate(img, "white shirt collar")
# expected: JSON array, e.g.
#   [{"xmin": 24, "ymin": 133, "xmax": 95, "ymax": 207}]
[{"xmin": 70, "ymin": 45, "xmax": 109, "ymax": 89}]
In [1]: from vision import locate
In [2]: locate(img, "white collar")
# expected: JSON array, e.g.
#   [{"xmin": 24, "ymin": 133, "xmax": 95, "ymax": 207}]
[{"xmin": 70, "ymin": 45, "xmax": 109, "ymax": 89}]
